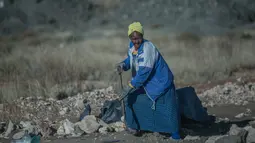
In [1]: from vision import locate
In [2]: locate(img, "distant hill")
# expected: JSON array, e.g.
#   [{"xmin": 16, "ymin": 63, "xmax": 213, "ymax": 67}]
[{"xmin": 0, "ymin": 0, "xmax": 255, "ymax": 35}]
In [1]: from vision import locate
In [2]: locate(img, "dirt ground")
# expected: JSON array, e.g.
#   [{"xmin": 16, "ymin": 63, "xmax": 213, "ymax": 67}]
[{"xmin": 1, "ymin": 102, "xmax": 254, "ymax": 143}]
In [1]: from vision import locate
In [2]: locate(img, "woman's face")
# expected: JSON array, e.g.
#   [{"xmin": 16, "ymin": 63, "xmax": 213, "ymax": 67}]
[{"xmin": 130, "ymin": 31, "xmax": 143, "ymax": 50}]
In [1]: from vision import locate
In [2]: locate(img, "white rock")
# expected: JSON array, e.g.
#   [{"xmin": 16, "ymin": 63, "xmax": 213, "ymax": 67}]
[
  {"xmin": 57, "ymin": 125, "xmax": 65, "ymax": 135},
  {"xmin": 99, "ymin": 127, "xmax": 109, "ymax": 134},
  {"xmin": 235, "ymin": 113, "xmax": 245, "ymax": 118},
  {"xmin": 237, "ymin": 77, "xmax": 242, "ymax": 82},
  {"xmin": 109, "ymin": 122, "xmax": 125, "ymax": 132},
  {"xmin": 19, "ymin": 121, "xmax": 36, "ymax": 134},
  {"xmin": 59, "ymin": 110, "xmax": 66, "ymax": 116},
  {"xmin": 76, "ymin": 115, "xmax": 100, "ymax": 134},
  {"xmin": 229, "ymin": 124, "xmax": 244, "ymax": 136},
  {"xmin": 244, "ymin": 126, "xmax": 253, "ymax": 131},
  {"xmin": 243, "ymin": 101, "xmax": 249, "ymax": 106},
  {"xmin": 245, "ymin": 108, "xmax": 252, "ymax": 116},
  {"xmin": 184, "ymin": 135, "xmax": 200, "ymax": 140},
  {"xmin": 75, "ymin": 100, "xmax": 84, "ymax": 110},
  {"xmin": 59, "ymin": 107, "xmax": 70, "ymax": 115},
  {"xmin": 121, "ymin": 116, "xmax": 125, "ymax": 122},
  {"xmin": 63, "ymin": 119, "xmax": 74, "ymax": 135},
  {"xmin": 12, "ymin": 131, "xmax": 25, "ymax": 140},
  {"xmin": 20, "ymin": 121, "xmax": 33, "ymax": 129},
  {"xmin": 4, "ymin": 120, "xmax": 14, "ymax": 137}
]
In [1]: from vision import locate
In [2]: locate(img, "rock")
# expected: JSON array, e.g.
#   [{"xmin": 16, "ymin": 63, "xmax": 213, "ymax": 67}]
[
  {"xmin": 98, "ymin": 126, "xmax": 115, "ymax": 134},
  {"xmin": 249, "ymin": 120, "xmax": 255, "ymax": 128},
  {"xmin": 73, "ymin": 124, "xmax": 84, "ymax": 135},
  {"xmin": 237, "ymin": 77, "xmax": 242, "ymax": 82},
  {"xmin": 215, "ymin": 135, "xmax": 243, "ymax": 143},
  {"xmin": 56, "ymin": 119, "xmax": 74, "ymax": 136},
  {"xmin": 75, "ymin": 100, "xmax": 84, "ymax": 110},
  {"xmin": 98, "ymin": 127, "xmax": 108, "ymax": 134},
  {"xmin": 245, "ymin": 109, "xmax": 252, "ymax": 115},
  {"xmin": 243, "ymin": 126, "xmax": 252, "ymax": 131},
  {"xmin": 235, "ymin": 109, "xmax": 252, "ymax": 118},
  {"xmin": 109, "ymin": 122, "xmax": 125, "ymax": 132},
  {"xmin": 205, "ymin": 134, "xmax": 245, "ymax": 143},
  {"xmin": 19, "ymin": 121, "xmax": 33, "ymax": 129},
  {"xmin": 12, "ymin": 130, "xmax": 25, "ymax": 140},
  {"xmin": 216, "ymin": 117, "xmax": 230, "ymax": 123},
  {"xmin": 235, "ymin": 113, "xmax": 245, "ymax": 118},
  {"xmin": 205, "ymin": 136, "xmax": 227, "ymax": 143},
  {"xmin": 57, "ymin": 125, "xmax": 65, "ymax": 136},
  {"xmin": 19, "ymin": 121, "xmax": 41, "ymax": 135},
  {"xmin": 245, "ymin": 127, "xmax": 255, "ymax": 143},
  {"xmin": 4, "ymin": 120, "xmax": 14, "ymax": 137},
  {"xmin": 76, "ymin": 115, "xmax": 100, "ymax": 134},
  {"xmin": 59, "ymin": 107, "xmax": 70, "ymax": 115},
  {"xmin": 229, "ymin": 124, "xmax": 247, "ymax": 136},
  {"xmin": 242, "ymin": 101, "xmax": 249, "ymax": 106},
  {"xmin": 121, "ymin": 116, "xmax": 124, "ymax": 122},
  {"xmin": 63, "ymin": 119, "xmax": 74, "ymax": 135},
  {"xmin": 184, "ymin": 135, "xmax": 200, "ymax": 140},
  {"xmin": 228, "ymin": 124, "xmax": 248, "ymax": 143}
]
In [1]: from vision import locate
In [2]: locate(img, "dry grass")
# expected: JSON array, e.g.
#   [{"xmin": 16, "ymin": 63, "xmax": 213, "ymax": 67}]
[{"xmin": 0, "ymin": 28, "xmax": 255, "ymax": 103}]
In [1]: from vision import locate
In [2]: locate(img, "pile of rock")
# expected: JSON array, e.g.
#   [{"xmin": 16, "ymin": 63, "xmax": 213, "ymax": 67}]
[
  {"xmin": 10, "ymin": 86, "xmax": 118, "ymax": 123},
  {"xmin": 198, "ymin": 81, "xmax": 255, "ymax": 107},
  {"xmin": 0, "ymin": 86, "xmax": 124, "ymax": 139},
  {"xmin": 56, "ymin": 115, "xmax": 125, "ymax": 137},
  {"xmin": 204, "ymin": 122, "xmax": 255, "ymax": 143},
  {"xmin": 1, "ymin": 80, "xmax": 255, "ymax": 141},
  {"xmin": 0, "ymin": 115, "xmax": 125, "ymax": 140}
]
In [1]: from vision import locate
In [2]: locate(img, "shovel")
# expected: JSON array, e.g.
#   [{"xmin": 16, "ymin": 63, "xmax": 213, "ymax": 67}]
[{"xmin": 118, "ymin": 72, "xmax": 127, "ymax": 128}]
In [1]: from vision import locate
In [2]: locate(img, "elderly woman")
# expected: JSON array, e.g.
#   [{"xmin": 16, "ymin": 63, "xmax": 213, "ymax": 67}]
[{"xmin": 116, "ymin": 22, "xmax": 181, "ymax": 140}]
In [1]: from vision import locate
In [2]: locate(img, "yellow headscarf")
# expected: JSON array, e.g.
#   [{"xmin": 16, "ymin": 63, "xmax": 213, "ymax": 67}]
[{"xmin": 128, "ymin": 22, "xmax": 144, "ymax": 36}]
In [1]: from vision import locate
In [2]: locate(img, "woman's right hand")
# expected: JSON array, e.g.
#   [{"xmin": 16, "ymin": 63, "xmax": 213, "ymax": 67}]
[{"xmin": 115, "ymin": 62, "xmax": 124, "ymax": 74}]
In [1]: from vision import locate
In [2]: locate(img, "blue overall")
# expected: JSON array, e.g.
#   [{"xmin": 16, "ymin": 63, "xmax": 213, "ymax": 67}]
[{"xmin": 121, "ymin": 40, "xmax": 180, "ymax": 134}]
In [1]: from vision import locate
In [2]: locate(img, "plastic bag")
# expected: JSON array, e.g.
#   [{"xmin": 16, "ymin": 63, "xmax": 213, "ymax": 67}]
[
  {"xmin": 99, "ymin": 100, "xmax": 123, "ymax": 124},
  {"xmin": 79, "ymin": 104, "xmax": 91, "ymax": 121}
]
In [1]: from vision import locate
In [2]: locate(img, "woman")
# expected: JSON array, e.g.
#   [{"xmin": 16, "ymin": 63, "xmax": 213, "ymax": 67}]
[{"xmin": 116, "ymin": 22, "xmax": 181, "ymax": 140}]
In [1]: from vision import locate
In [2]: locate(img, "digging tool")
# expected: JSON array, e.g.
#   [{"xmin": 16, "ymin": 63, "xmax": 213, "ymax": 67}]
[{"xmin": 118, "ymin": 72, "xmax": 127, "ymax": 128}]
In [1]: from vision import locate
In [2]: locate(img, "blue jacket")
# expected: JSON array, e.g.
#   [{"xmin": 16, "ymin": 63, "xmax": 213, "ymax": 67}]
[{"xmin": 122, "ymin": 39, "xmax": 174, "ymax": 102}]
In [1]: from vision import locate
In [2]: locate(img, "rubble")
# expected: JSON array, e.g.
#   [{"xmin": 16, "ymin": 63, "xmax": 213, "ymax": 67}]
[
  {"xmin": 0, "ymin": 81, "xmax": 255, "ymax": 142},
  {"xmin": 0, "ymin": 86, "xmax": 127, "ymax": 139},
  {"xmin": 198, "ymin": 82, "xmax": 255, "ymax": 107}
]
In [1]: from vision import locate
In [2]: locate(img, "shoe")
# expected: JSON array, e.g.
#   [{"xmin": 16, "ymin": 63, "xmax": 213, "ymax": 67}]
[{"xmin": 171, "ymin": 132, "xmax": 181, "ymax": 140}]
